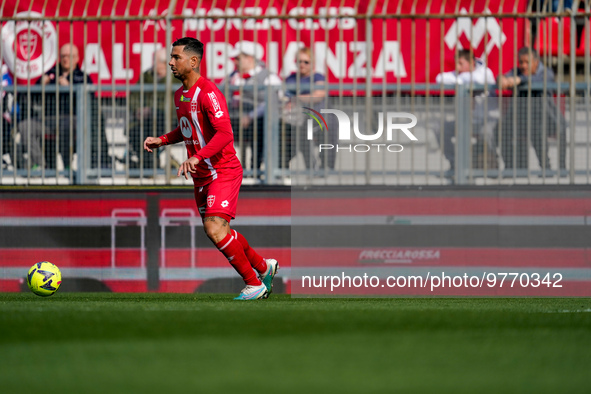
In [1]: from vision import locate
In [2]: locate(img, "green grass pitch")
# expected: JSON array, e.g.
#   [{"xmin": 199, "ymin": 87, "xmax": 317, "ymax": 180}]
[{"xmin": 1, "ymin": 293, "xmax": 590, "ymax": 394}]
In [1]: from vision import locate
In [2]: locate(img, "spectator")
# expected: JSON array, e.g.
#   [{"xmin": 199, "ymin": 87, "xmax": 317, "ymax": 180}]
[
  {"xmin": 435, "ymin": 50, "xmax": 495, "ymax": 86},
  {"xmin": 2, "ymin": 64, "xmax": 15, "ymax": 170},
  {"xmin": 19, "ymin": 43, "xmax": 92, "ymax": 170},
  {"xmin": 129, "ymin": 48, "xmax": 177, "ymax": 170},
  {"xmin": 283, "ymin": 47, "xmax": 329, "ymax": 170},
  {"xmin": 435, "ymin": 50, "xmax": 498, "ymax": 172},
  {"xmin": 224, "ymin": 41, "xmax": 281, "ymax": 175},
  {"xmin": 497, "ymin": 47, "xmax": 567, "ymax": 171}
]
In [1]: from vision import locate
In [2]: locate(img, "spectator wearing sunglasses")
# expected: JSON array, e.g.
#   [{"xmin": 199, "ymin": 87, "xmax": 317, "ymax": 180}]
[{"xmin": 283, "ymin": 47, "xmax": 332, "ymax": 170}]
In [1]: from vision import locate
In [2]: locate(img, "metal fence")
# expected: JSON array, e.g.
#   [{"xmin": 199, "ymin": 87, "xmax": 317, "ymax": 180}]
[{"xmin": 2, "ymin": 0, "xmax": 591, "ymax": 185}]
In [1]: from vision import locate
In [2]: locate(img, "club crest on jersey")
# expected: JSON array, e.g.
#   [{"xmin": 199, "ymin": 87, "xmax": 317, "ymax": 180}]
[
  {"xmin": 208, "ymin": 92, "xmax": 221, "ymax": 113},
  {"xmin": 207, "ymin": 195, "xmax": 215, "ymax": 208},
  {"xmin": 191, "ymin": 102, "xmax": 198, "ymax": 113},
  {"xmin": 180, "ymin": 95, "xmax": 191, "ymax": 102}
]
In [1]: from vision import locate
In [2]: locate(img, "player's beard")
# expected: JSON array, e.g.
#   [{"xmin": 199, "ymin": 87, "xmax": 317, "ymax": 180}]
[{"xmin": 171, "ymin": 68, "xmax": 182, "ymax": 81}]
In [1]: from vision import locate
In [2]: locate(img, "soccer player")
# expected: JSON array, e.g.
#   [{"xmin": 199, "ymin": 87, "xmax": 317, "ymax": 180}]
[{"xmin": 143, "ymin": 37, "xmax": 278, "ymax": 300}]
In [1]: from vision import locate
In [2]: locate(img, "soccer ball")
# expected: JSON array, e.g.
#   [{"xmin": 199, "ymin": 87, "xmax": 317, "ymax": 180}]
[{"xmin": 27, "ymin": 262, "xmax": 62, "ymax": 297}]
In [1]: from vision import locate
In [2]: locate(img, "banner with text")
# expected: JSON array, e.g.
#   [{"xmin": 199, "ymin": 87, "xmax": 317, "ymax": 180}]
[{"xmin": 2, "ymin": 0, "xmax": 526, "ymax": 86}]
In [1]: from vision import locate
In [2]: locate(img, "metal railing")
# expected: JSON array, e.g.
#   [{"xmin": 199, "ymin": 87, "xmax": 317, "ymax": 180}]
[{"xmin": 2, "ymin": 0, "xmax": 591, "ymax": 185}]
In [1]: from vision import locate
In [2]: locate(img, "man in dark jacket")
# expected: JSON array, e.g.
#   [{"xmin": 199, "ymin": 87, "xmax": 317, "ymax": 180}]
[
  {"xmin": 223, "ymin": 41, "xmax": 281, "ymax": 175},
  {"xmin": 19, "ymin": 43, "xmax": 93, "ymax": 170},
  {"xmin": 497, "ymin": 47, "xmax": 567, "ymax": 171}
]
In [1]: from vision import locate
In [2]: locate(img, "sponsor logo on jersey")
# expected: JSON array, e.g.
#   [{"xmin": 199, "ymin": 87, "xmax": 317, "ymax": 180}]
[
  {"xmin": 179, "ymin": 116, "xmax": 193, "ymax": 138},
  {"xmin": 180, "ymin": 95, "xmax": 191, "ymax": 102},
  {"xmin": 207, "ymin": 195, "xmax": 215, "ymax": 208},
  {"xmin": 207, "ymin": 92, "xmax": 221, "ymax": 113}
]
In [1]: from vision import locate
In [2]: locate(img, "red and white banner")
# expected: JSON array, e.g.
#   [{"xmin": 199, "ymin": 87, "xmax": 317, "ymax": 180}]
[{"xmin": 2, "ymin": 0, "xmax": 527, "ymax": 86}]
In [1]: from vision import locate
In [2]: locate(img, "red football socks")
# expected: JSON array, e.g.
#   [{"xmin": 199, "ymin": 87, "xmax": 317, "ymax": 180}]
[
  {"xmin": 216, "ymin": 233, "xmax": 261, "ymax": 286},
  {"xmin": 233, "ymin": 230, "xmax": 267, "ymax": 274}
]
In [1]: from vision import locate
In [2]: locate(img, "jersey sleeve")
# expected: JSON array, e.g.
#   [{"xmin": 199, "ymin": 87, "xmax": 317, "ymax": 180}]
[
  {"xmin": 194, "ymin": 88, "xmax": 234, "ymax": 161},
  {"xmin": 159, "ymin": 126, "xmax": 183, "ymax": 145}
]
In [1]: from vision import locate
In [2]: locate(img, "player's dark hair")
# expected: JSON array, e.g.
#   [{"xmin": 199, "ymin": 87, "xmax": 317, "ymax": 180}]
[
  {"xmin": 172, "ymin": 37, "xmax": 204, "ymax": 60},
  {"xmin": 457, "ymin": 49, "xmax": 474, "ymax": 63},
  {"xmin": 517, "ymin": 47, "xmax": 539, "ymax": 61}
]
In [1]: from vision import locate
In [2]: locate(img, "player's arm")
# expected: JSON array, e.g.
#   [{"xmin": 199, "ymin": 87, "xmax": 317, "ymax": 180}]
[
  {"xmin": 178, "ymin": 155, "xmax": 200, "ymax": 180},
  {"xmin": 144, "ymin": 126, "xmax": 183, "ymax": 153},
  {"xmin": 179, "ymin": 90, "xmax": 234, "ymax": 180},
  {"xmin": 193, "ymin": 121, "xmax": 232, "ymax": 162},
  {"xmin": 192, "ymin": 92, "xmax": 233, "ymax": 161},
  {"xmin": 436, "ymin": 71, "xmax": 461, "ymax": 85}
]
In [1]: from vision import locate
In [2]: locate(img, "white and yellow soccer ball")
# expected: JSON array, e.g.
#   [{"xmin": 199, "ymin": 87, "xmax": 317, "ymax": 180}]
[{"xmin": 27, "ymin": 262, "xmax": 62, "ymax": 297}]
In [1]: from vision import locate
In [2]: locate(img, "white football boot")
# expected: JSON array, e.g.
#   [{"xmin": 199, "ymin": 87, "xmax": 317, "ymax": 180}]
[{"xmin": 233, "ymin": 283, "xmax": 268, "ymax": 300}]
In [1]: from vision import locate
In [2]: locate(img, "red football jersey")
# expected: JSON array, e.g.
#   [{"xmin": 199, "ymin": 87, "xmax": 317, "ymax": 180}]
[{"xmin": 160, "ymin": 76, "xmax": 242, "ymax": 186}]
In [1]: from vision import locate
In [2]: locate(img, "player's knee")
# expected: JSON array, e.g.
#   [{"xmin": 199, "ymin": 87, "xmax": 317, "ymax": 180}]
[
  {"xmin": 202, "ymin": 221, "xmax": 218, "ymax": 238},
  {"xmin": 202, "ymin": 217, "xmax": 227, "ymax": 242}
]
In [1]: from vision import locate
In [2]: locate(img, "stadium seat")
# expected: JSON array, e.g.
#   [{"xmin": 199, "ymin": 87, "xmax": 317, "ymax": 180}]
[{"xmin": 535, "ymin": 17, "xmax": 571, "ymax": 56}]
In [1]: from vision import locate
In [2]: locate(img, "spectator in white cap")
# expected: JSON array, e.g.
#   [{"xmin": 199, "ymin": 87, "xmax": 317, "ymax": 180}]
[
  {"xmin": 129, "ymin": 48, "xmax": 177, "ymax": 171},
  {"xmin": 224, "ymin": 41, "xmax": 281, "ymax": 175}
]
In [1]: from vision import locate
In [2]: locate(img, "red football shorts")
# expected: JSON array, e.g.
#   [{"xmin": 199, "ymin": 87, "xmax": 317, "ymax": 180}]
[{"xmin": 194, "ymin": 171, "xmax": 242, "ymax": 222}]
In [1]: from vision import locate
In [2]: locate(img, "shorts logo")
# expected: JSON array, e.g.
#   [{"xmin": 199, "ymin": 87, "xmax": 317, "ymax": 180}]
[
  {"xmin": 221, "ymin": 200, "xmax": 229, "ymax": 208},
  {"xmin": 208, "ymin": 92, "xmax": 221, "ymax": 113},
  {"xmin": 207, "ymin": 195, "xmax": 215, "ymax": 208},
  {"xmin": 180, "ymin": 116, "xmax": 192, "ymax": 138}
]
